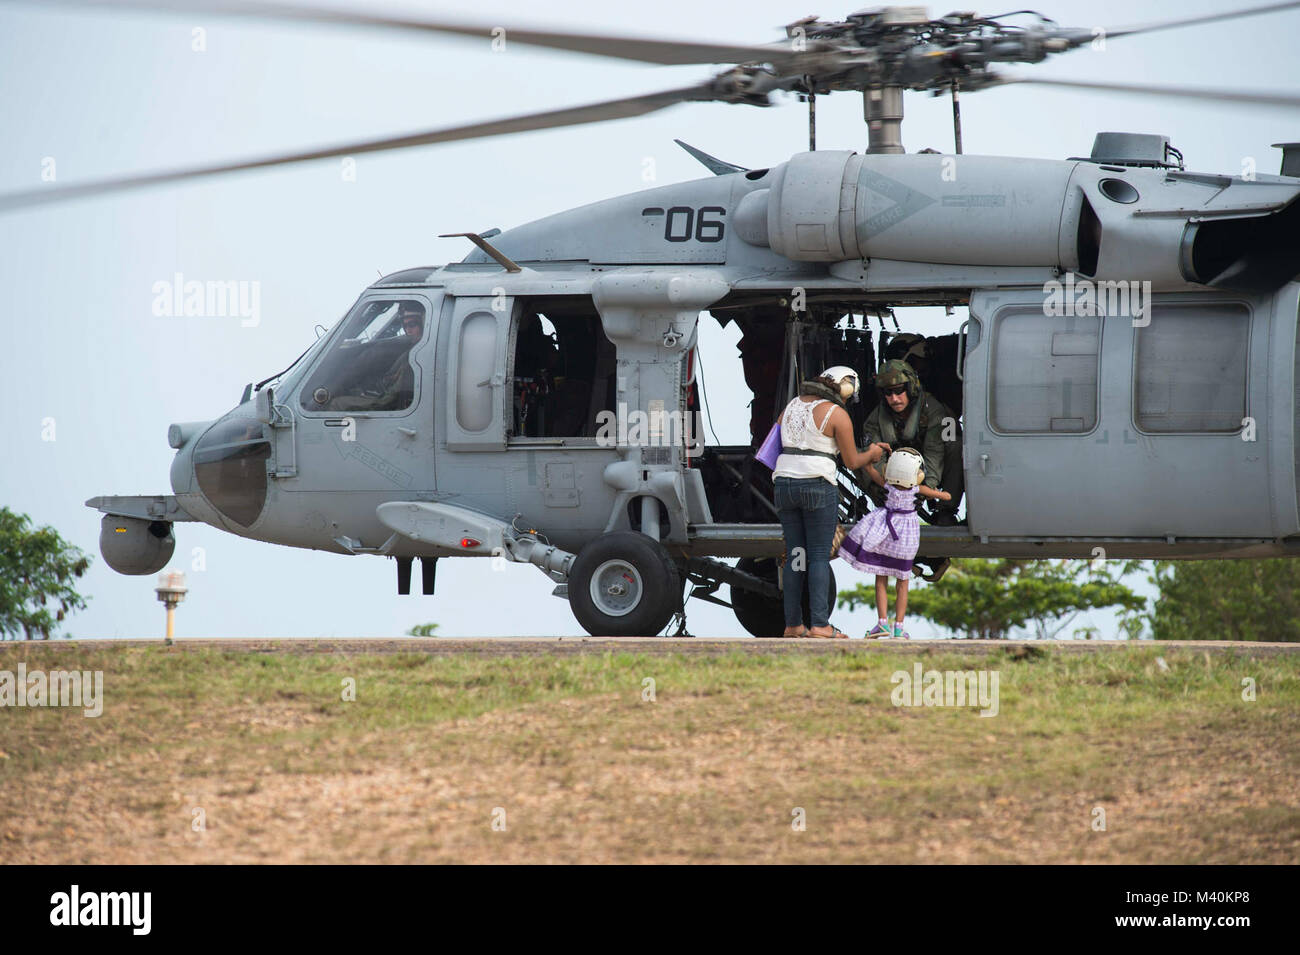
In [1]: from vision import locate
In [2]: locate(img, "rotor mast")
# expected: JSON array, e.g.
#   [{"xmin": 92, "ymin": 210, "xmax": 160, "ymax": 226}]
[{"xmin": 864, "ymin": 85, "xmax": 906, "ymax": 154}]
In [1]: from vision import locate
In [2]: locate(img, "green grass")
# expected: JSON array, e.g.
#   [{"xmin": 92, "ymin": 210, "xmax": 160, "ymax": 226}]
[{"xmin": 1, "ymin": 644, "xmax": 1297, "ymax": 863}]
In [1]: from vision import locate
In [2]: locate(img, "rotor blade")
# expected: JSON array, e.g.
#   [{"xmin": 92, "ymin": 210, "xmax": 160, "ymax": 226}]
[
  {"xmin": 997, "ymin": 76, "xmax": 1300, "ymax": 110},
  {"xmin": 0, "ymin": 85, "xmax": 713, "ymax": 211},
  {"xmin": 1104, "ymin": 1, "xmax": 1300, "ymax": 40},
  {"xmin": 22, "ymin": 0, "xmax": 805, "ymax": 67}
]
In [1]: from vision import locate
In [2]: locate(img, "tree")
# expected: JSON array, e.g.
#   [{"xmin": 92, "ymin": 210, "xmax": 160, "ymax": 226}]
[
  {"xmin": 0, "ymin": 507, "xmax": 91, "ymax": 640},
  {"xmin": 1148, "ymin": 559, "xmax": 1300, "ymax": 642},
  {"xmin": 840, "ymin": 558, "xmax": 1146, "ymax": 639},
  {"xmin": 407, "ymin": 623, "xmax": 440, "ymax": 637}
]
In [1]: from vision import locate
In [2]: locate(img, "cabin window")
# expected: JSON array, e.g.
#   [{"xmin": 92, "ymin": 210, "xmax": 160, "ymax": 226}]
[
  {"xmin": 1134, "ymin": 304, "xmax": 1249, "ymax": 433},
  {"xmin": 510, "ymin": 296, "xmax": 617, "ymax": 439},
  {"xmin": 299, "ymin": 298, "xmax": 427, "ymax": 413},
  {"xmin": 989, "ymin": 309, "xmax": 1100, "ymax": 433},
  {"xmin": 456, "ymin": 312, "xmax": 498, "ymax": 432}
]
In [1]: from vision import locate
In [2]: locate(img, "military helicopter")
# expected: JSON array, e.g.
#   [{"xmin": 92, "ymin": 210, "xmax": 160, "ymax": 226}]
[{"xmin": 7, "ymin": 0, "xmax": 1300, "ymax": 637}]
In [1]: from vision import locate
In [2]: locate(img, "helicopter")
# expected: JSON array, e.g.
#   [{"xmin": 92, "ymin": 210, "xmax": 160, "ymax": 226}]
[{"xmin": 6, "ymin": 1, "xmax": 1300, "ymax": 637}]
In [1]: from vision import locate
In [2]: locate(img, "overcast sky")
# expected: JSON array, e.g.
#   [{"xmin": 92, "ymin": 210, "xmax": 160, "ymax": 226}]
[{"xmin": 1, "ymin": 0, "xmax": 1296, "ymax": 639}]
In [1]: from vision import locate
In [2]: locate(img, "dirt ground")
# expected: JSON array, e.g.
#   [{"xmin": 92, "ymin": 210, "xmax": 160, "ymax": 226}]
[{"xmin": 2, "ymin": 641, "xmax": 1297, "ymax": 863}]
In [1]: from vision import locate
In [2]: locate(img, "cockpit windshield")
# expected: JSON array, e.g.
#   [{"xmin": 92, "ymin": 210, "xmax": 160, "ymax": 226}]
[{"xmin": 298, "ymin": 298, "xmax": 428, "ymax": 413}]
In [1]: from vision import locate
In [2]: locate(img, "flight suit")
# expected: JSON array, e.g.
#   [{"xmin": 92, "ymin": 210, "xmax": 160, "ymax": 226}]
[
  {"xmin": 330, "ymin": 346, "xmax": 415, "ymax": 412},
  {"xmin": 860, "ymin": 391, "xmax": 964, "ymax": 519}
]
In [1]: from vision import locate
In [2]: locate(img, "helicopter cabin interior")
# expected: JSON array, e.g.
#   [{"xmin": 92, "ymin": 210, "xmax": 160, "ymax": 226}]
[
  {"xmin": 508, "ymin": 296, "xmax": 618, "ymax": 441},
  {"xmin": 686, "ymin": 285, "xmax": 1300, "ymax": 555},
  {"xmin": 695, "ymin": 297, "xmax": 965, "ymax": 534}
]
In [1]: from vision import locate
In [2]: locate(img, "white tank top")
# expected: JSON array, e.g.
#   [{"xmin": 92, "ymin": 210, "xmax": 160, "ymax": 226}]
[{"xmin": 773, "ymin": 397, "xmax": 838, "ymax": 484}]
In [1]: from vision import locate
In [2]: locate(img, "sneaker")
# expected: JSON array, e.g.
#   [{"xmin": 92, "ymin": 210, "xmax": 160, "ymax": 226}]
[
  {"xmin": 866, "ymin": 622, "xmax": 892, "ymax": 640},
  {"xmin": 893, "ymin": 624, "xmax": 911, "ymax": 640}
]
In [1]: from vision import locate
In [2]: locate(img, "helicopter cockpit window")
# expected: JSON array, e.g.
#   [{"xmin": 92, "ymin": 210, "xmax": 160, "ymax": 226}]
[
  {"xmin": 510, "ymin": 297, "xmax": 616, "ymax": 439},
  {"xmin": 990, "ymin": 309, "xmax": 1100, "ymax": 433},
  {"xmin": 299, "ymin": 299, "xmax": 427, "ymax": 413}
]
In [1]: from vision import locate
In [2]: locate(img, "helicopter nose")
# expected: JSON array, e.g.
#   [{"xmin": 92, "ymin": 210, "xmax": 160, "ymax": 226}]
[
  {"xmin": 168, "ymin": 420, "xmax": 210, "ymax": 497},
  {"xmin": 170, "ymin": 414, "xmax": 272, "ymax": 528}
]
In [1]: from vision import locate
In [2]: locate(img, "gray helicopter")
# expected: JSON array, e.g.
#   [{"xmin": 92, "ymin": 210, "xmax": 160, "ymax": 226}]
[{"xmin": 7, "ymin": 1, "xmax": 1300, "ymax": 637}]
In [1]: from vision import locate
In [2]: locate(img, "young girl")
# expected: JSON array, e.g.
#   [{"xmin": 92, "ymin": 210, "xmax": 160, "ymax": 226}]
[{"xmin": 837, "ymin": 448, "xmax": 951, "ymax": 639}]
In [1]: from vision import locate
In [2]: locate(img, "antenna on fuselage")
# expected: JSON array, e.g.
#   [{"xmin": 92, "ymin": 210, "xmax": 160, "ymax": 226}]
[{"xmin": 439, "ymin": 232, "xmax": 523, "ymax": 273}]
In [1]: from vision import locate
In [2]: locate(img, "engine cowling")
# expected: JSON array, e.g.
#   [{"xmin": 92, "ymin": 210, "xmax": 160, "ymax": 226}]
[
  {"xmin": 100, "ymin": 515, "xmax": 175, "ymax": 575},
  {"xmin": 733, "ymin": 150, "xmax": 1300, "ymax": 292}
]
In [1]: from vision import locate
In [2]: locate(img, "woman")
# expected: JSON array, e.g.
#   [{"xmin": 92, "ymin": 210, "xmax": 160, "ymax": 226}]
[{"xmin": 773, "ymin": 366, "xmax": 889, "ymax": 638}]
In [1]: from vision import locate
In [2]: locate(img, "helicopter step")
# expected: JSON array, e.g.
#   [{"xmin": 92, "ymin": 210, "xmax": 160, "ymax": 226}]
[{"xmin": 686, "ymin": 524, "xmax": 1300, "ymax": 561}]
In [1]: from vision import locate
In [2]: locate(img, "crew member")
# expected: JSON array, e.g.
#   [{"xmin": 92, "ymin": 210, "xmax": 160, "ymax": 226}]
[
  {"xmin": 860, "ymin": 359, "xmax": 964, "ymax": 525},
  {"xmin": 331, "ymin": 302, "xmax": 424, "ymax": 412}
]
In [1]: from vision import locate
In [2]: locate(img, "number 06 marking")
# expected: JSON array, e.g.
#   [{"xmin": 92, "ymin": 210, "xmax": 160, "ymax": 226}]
[{"xmin": 663, "ymin": 206, "xmax": 726, "ymax": 243}]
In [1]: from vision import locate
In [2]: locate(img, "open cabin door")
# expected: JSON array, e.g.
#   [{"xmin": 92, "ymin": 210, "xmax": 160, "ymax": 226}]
[{"xmin": 962, "ymin": 284, "xmax": 1300, "ymax": 541}]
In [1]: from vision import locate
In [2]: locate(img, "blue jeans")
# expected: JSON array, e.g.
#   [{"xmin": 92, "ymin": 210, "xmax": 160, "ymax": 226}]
[{"xmin": 774, "ymin": 476, "xmax": 839, "ymax": 628}]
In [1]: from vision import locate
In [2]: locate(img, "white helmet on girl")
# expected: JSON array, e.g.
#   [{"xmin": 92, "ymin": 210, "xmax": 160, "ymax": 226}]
[
  {"xmin": 883, "ymin": 447, "xmax": 925, "ymax": 489},
  {"xmin": 819, "ymin": 365, "xmax": 860, "ymax": 402}
]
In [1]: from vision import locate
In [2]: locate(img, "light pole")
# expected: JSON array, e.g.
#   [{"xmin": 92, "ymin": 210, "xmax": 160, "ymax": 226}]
[{"xmin": 155, "ymin": 571, "xmax": 188, "ymax": 645}]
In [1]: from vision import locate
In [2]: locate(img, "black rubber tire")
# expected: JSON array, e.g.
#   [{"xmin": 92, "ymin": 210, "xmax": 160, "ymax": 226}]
[
  {"xmin": 731, "ymin": 557, "xmax": 785, "ymax": 637},
  {"xmin": 731, "ymin": 557, "xmax": 837, "ymax": 637},
  {"xmin": 568, "ymin": 531, "xmax": 681, "ymax": 637}
]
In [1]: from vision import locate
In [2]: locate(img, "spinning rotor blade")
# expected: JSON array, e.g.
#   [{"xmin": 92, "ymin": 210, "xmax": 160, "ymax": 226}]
[
  {"xmin": 25, "ymin": 0, "xmax": 808, "ymax": 67},
  {"xmin": 0, "ymin": 85, "xmax": 715, "ymax": 211},
  {"xmin": 1104, "ymin": 0, "xmax": 1300, "ymax": 40},
  {"xmin": 997, "ymin": 76, "xmax": 1300, "ymax": 110}
]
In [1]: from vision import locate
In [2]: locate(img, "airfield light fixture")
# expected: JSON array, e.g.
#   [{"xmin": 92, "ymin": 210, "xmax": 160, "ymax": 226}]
[{"xmin": 155, "ymin": 571, "xmax": 188, "ymax": 645}]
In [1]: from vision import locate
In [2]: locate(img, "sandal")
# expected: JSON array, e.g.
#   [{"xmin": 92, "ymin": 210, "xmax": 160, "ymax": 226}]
[
  {"xmin": 782, "ymin": 626, "xmax": 809, "ymax": 638},
  {"xmin": 807, "ymin": 625, "xmax": 848, "ymax": 639}
]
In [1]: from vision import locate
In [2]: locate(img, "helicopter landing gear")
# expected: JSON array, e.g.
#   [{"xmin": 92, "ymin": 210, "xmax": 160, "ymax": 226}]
[
  {"xmin": 568, "ymin": 531, "xmax": 681, "ymax": 637},
  {"xmin": 730, "ymin": 556, "xmax": 837, "ymax": 638},
  {"xmin": 395, "ymin": 556, "xmax": 437, "ymax": 595},
  {"xmin": 915, "ymin": 557, "xmax": 951, "ymax": 583}
]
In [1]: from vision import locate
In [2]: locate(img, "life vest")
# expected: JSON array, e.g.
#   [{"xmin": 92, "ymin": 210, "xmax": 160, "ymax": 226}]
[{"xmin": 875, "ymin": 393, "xmax": 937, "ymax": 453}]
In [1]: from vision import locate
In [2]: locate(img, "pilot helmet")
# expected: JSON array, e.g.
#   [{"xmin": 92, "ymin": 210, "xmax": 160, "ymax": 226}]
[
  {"xmin": 875, "ymin": 359, "xmax": 921, "ymax": 399},
  {"xmin": 883, "ymin": 447, "xmax": 925, "ymax": 489},
  {"xmin": 819, "ymin": 365, "xmax": 860, "ymax": 402}
]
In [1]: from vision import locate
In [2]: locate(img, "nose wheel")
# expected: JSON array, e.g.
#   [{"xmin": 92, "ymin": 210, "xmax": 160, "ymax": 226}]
[{"xmin": 568, "ymin": 531, "xmax": 681, "ymax": 636}]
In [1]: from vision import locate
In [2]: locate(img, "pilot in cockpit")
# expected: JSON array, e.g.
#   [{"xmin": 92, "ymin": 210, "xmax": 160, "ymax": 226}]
[{"xmin": 331, "ymin": 302, "xmax": 425, "ymax": 412}]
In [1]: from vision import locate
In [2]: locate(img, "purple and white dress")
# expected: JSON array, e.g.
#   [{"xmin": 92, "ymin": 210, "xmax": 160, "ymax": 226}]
[{"xmin": 838, "ymin": 485, "xmax": 920, "ymax": 580}]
